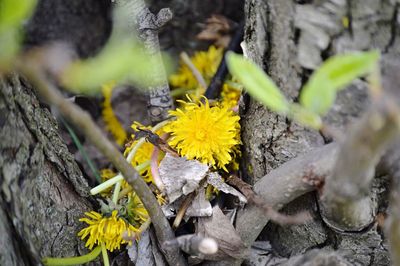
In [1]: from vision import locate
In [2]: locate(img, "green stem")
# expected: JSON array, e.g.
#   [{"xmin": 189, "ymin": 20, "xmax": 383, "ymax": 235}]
[
  {"xmin": 112, "ymin": 180, "xmax": 122, "ymax": 204},
  {"xmin": 90, "ymin": 160, "xmax": 150, "ymax": 195},
  {"xmin": 61, "ymin": 117, "xmax": 102, "ymax": 183},
  {"xmin": 101, "ymin": 242, "xmax": 110, "ymax": 266},
  {"xmin": 42, "ymin": 245, "xmax": 101, "ymax": 266}
]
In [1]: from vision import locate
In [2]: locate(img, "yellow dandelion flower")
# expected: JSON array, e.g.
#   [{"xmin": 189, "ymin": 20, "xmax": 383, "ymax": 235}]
[
  {"xmin": 164, "ymin": 97, "xmax": 240, "ymax": 170},
  {"xmin": 169, "ymin": 46, "xmax": 223, "ymax": 90},
  {"xmin": 221, "ymin": 83, "xmax": 241, "ymax": 109},
  {"xmin": 127, "ymin": 192, "xmax": 149, "ymax": 228},
  {"xmin": 124, "ymin": 122, "xmax": 165, "ymax": 184},
  {"xmin": 156, "ymin": 193, "xmax": 167, "ymax": 205},
  {"xmin": 78, "ymin": 210, "xmax": 138, "ymax": 252},
  {"xmin": 101, "ymin": 82, "xmax": 127, "ymax": 146}
]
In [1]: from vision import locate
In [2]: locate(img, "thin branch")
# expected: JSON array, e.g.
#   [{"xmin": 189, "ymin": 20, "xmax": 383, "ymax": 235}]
[
  {"xmin": 117, "ymin": 0, "xmax": 174, "ymax": 124},
  {"xmin": 235, "ymin": 143, "xmax": 339, "ymax": 247},
  {"xmin": 380, "ymin": 141, "xmax": 400, "ymax": 265},
  {"xmin": 226, "ymin": 175, "xmax": 311, "ymax": 225},
  {"xmin": 173, "ymin": 192, "xmax": 196, "ymax": 229},
  {"xmin": 180, "ymin": 52, "xmax": 207, "ymax": 89},
  {"xmin": 320, "ymin": 100, "xmax": 400, "ymax": 231},
  {"xmin": 18, "ymin": 64, "xmax": 186, "ymax": 266},
  {"xmin": 204, "ymin": 20, "xmax": 244, "ymax": 100}
]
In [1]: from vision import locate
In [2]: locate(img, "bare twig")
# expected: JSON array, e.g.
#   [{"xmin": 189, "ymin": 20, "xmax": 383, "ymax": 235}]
[
  {"xmin": 180, "ymin": 52, "xmax": 207, "ymax": 89},
  {"xmin": 204, "ymin": 20, "xmax": 244, "ymax": 100},
  {"xmin": 320, "ymin": 105, "xmax": 399, "ymax": 231},
  {"xmin": 320, "ymin": 63, "xmax": 400, "ymax": 232},
  {"xmin": 173, "ymin": 192, "xmax": 197, "ymax": 229},
  {"xmin": 226, "ymin": 175, "xmax": 311, "ymax": 225},
  {"xmin": 135, "ymin": 128, "xmax": 179, "ymax": 157},
  {"xmin": 163, "ymin": 234, "xmax": 218, "ymax": 256},
  {"xmin": 235, "ymin": 143, "xmax": 339, "ymax": 247},
  {"xmin": 18, "ymin": 64, "xmax": 186, "ymax": 266},
  {"xmin": 117, "ymin": 0, "xmax": 174, "ymax": 124},
  {"xmin": 380, "ymin": 141, "xmax": 400, "ymax": 265}
]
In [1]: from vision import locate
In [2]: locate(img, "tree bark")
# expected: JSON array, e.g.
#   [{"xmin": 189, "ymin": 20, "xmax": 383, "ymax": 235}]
[
  {"xmin": 0, "ymin": 0, "xmax": 110, "ymax": 264},
  {"xmin": 0, "ymin": 75, "xmax": 94, "ymax": 265},
  {"xmin": 239, "ymin": 0, "xmax": 399, "ymax": 264}
]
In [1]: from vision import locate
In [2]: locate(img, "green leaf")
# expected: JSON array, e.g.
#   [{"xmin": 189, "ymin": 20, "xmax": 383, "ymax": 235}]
[
  {"xmin": 61, "ymin": 38, "xmax": 159, "ymax": 94},
  {"xmin": 0, "ymin": 0, "xmax": 37, "ymax": 69},
  {"xmin": 0, "ymin": 28, "xmax": 21, "ymax": 68},
  {"xmin": 226, "ymin": 52, "xmax": 289, "ymax": 114},
  {"xmin": 300, "ymin": 51, "xmax": 379, "ymax": 115},
  {"xmin": 0, "ymin": 0, "xmax": 37, "ymax": 27},
  {"xmin": 288, "ymin": 104, "xmax": 323, "ymax": 130}
]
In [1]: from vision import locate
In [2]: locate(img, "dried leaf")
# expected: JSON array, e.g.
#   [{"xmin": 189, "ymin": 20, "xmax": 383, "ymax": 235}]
[
  {"xmin": 126, "ymin": 242, "xmax": 138, "ymax": 263},
  {"xmin": 159, "ymin": 153, "xmax": 209, "ymax": 203},
  {"xmin": 136, "ymin": 230, "xmax": 155, "ymax": 266},
  {"xmin": 197, "ymin": 206, "xmax": 248, "ymax": 260},
  {"xmin": 207, "ymin": 172, "xmax": 247, "ymax": 204},
  {"xmin": 197, "ymin": 14, "xmax": 233, "ymax": 48},
  {"xmin": 149, "ymin": 229, "xmax": 168, "ymax": 266},
  {"xmin": 185, "ymin": 186, "xmax": 213, "ymax": 218}
]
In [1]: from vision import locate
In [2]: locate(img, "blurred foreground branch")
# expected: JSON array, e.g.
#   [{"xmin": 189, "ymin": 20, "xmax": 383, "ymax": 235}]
[
  {"xmin": 381, "ymin": 141, "xmax": 400, "ymax": 265},
  {"xmin": 17, "ymin": 61, "xmax": 186, "ymax": 266},
  {"xmin": 320, "ymin": 65, "xmax": 400, "ymax": 232},
  {"xmin": 235, "ymin": 143, "xmax": 339, "ymax": 246}
]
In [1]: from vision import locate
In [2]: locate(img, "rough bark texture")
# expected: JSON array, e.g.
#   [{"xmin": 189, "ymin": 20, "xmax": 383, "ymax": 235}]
[
  {"xmin": 0, "ymin": 75, "xmax": 93, "ymax": 265},
  {"xmin": 0, "ymin": 1, "xmax": 111, "ymax": 265},
  {"xmin": 240, "ymin": 0, "xmax": 399, "ymax": 264},
  {"xmin": 24, "ymin": 0, "xmax": 111, "ymax": 58}
]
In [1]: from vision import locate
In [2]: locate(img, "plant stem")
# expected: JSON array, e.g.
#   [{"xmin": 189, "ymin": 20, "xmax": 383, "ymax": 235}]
[
  {"xmin": 180, "ymin": 52, "xmax": 207, "ymax": 89},
  {"xmin": 101, "ymin": 243, "xmax": 110, "ymax": 266},
  {"xmin": 42, "ymin": 246, "xmax": 101, "ymax": 266},
  {"xmin": 90, "ymin": 161, "xmax": 150, "ymax": 195},
  {"xmin": 61, "ymin": 117, "xmax": 102, "ymax": 183},
  {"xmin": 112, "ymin": 181, "xmax": 122, "ymax": 204}
]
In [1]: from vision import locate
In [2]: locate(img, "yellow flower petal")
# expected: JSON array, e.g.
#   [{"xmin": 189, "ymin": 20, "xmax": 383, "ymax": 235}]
[{"xmin": 165, "ymin": 98, "xmax": 240, "ymax": 170}]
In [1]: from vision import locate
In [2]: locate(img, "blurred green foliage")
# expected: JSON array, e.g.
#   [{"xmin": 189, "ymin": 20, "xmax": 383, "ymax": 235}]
[
  {"xmin": 226, "ymin": 52, "xmax": 289, "ymax": 114},
  {"xmin": 226, "ymin": 51, "xmax": 379, "ymax": 130},
  {"xmin": 300, "ymin": 51, "xmax": 379, "ymax": 115},
  {"xmin": 60, "ymin": 38, "xmax": 158, "ymax": 94},
  {"xmin": 0, "ymin": 0, "xmax": 171, "ymax": 95},
  {"xmin": 0, "ymin": 0, "xmax": 37, "ymax": 70},
  {"xmin": 60, "ymin": 0, "xmax": 176, "ymax": 95}
]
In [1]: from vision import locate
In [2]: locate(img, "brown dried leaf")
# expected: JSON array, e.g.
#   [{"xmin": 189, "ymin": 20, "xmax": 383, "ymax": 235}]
[
  {"xmin": 197, "ymin": 14, "xmax": 233, "ymax": 48},
  {"xmin": 196, "ymin": 206, "xmax": 248, "ymax": 260},
  {"xmin": 207, "ymin": 172, "xmax": 247, "ymax": 204},
  {"xmin": 185, "ymin": 186, "xmax": 213, "ymax": 218},
  {"xmin": 159, "ymin": 153, "xmax": 209, "ymax": 203}
]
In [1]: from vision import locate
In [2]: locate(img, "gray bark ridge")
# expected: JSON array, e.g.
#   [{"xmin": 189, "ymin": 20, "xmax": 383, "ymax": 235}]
[{"xmin": 0, "ymin": 75, "xmax": 93, "ymax": 265}]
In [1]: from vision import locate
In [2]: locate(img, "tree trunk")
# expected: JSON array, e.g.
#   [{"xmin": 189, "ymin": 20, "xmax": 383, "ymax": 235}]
[
  {"xmin": 0, "ymin": 75, "xmax": 94, "ymax": 265},
  {"xmin": 240, "ymin": 0, "xmax": 398, "ymax": 264}
]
